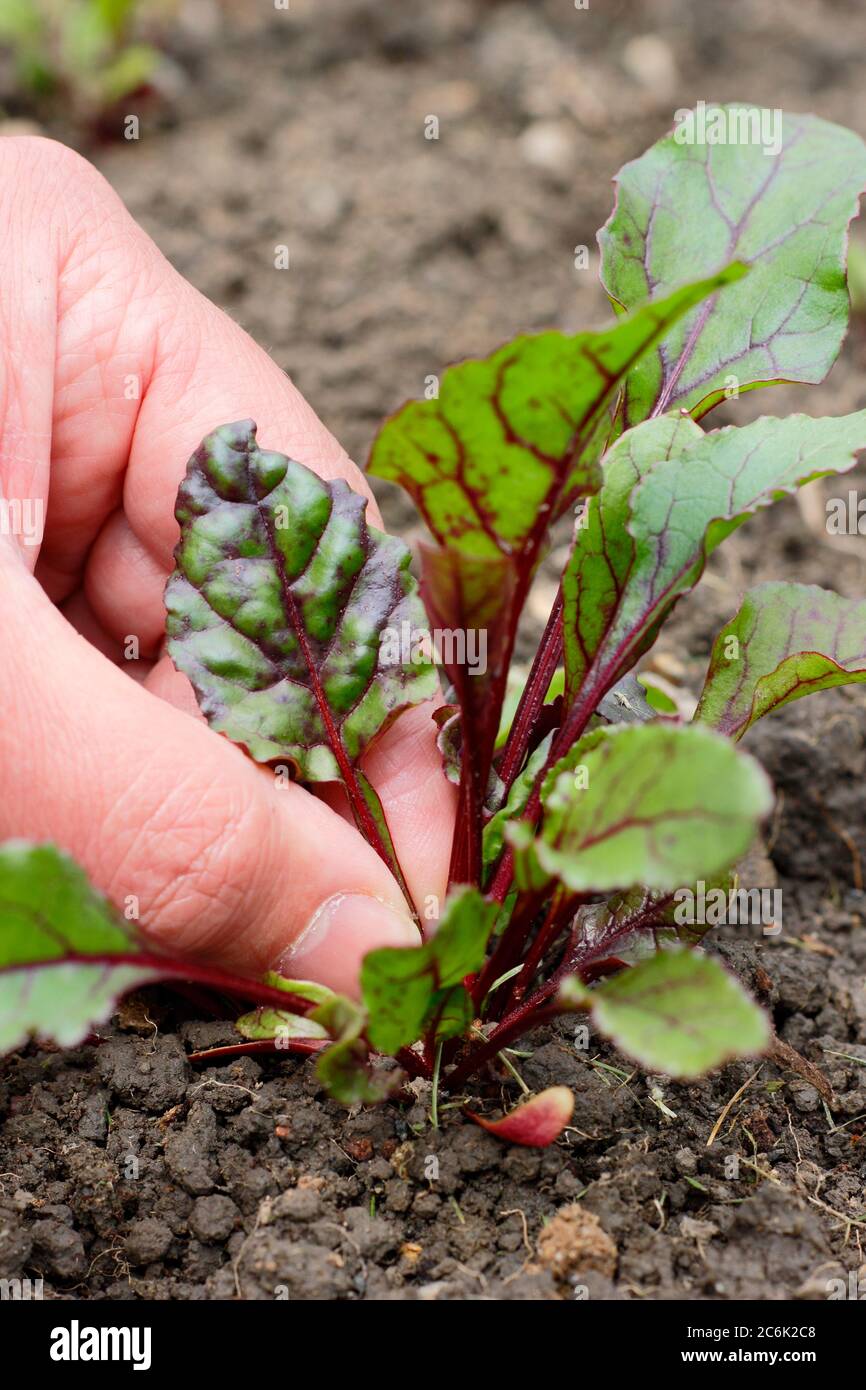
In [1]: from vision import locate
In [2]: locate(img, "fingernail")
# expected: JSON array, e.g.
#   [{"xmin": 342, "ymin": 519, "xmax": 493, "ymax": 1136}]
[{"xmin": 276, "ymin": 893, "xmax": 420, "ymax": 998}]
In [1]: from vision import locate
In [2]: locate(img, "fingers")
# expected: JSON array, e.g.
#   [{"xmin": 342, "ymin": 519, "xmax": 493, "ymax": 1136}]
[
  {"xmin": 0, "ymin": 134, "xmax": 456, "ymax": 971},
  {"xmin": 318, "ymin": 701, "xmax": 457, "ymax": 931},
  {"xmin": 0, "ymin": 552, "xmax": 420, "ymax": 993}
]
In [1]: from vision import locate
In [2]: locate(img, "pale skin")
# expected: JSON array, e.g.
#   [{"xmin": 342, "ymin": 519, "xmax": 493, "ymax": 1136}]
[{"xmin": 0, "ymin": 137, "xmax": 456, "ymax": 995}]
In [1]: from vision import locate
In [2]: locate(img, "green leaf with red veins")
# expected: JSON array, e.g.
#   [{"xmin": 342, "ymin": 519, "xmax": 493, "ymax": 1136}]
[
  {"xmin": 560, "ymin": 410, "xmax": 866, "ymax": 743},
  {"xmin": 695, "ymin": 581, "xmax": 866, "ymax": 740},
  {"xmin": 361, "ymin": 887, "xmax": 497, "ymax": 1054},
  {"xmin": 165, "ymin": 420, "xmax": 437, "ymax": 783},
  {"xmin": 369, "ymin": 274, "xmax": 741, "ymax": 873},
  {"xmin": 599, "ymin": 107, "xmax": 866, "ymax": 427},
  {"xmin": 508, "ymin": 724, "xmax": 772, "ymax": 895},
  {"xmin": 0, "ymin": 842, "xmax": 320, "ymax": 1055},
  {"xmin": 562, "ymin": 412, "xmax": 702, "ymax": 715},
  {"xmin": 0, "ymin": 842, "xmax": 153, "ymax": 1053},
  {"xmin": 368, "ymin": 268, "xmax": 744, "ymax": 562},
  {"xmin": 312, "ymin": 995, "xmax": 399, "ymax": 1105},
  {"xmin": 586, "ymin": 949, "xmax": 770, "ymax": 1078}
]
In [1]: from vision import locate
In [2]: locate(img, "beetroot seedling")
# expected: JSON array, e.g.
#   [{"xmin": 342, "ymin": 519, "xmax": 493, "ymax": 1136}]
[{"xmin": 3, "ymin": 105, "xmax": 866, "ymax": 1145}]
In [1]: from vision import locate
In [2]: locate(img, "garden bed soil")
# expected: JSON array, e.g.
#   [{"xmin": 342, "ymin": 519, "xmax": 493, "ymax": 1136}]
[{"xmin": 1, "ymin": 0, "xmax": 866, "ymax": 1300}]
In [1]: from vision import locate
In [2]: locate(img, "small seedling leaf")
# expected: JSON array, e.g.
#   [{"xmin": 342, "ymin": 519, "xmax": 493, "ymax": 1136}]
[
  {"xmin": 588, "ymin": 949, "xmax": 770, "ymax": 1078},
  {"xmin": 510, "ymin": 724, "xmax": 772, "ymax": 894},
  {"xmin": 695, "ymin": 581, "xmax": 866, "ymax": 739},
  {"xmin": 361, "ymin": 887, "xmax": 497, "ymax": 1053}
]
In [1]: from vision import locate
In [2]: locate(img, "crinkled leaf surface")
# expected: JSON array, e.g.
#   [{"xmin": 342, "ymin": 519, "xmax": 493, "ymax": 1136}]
[
  {"xmin": 600, "ymin": 107, "xmax": 866, "ymax": 425},
  {"xmin": 508, "ymin": 724, "xmax": 771, "ymax": 894},
  {"xmin": 562, "ymin": 410, "xmax": 866, "ymax": 733},
  {"xmin": 695, "ymin": 581, "xmax": 866, "ymax": 739},
  {"xmin": 361, "ymin": 888, "xmax": 497, "ymax": 1054},
  {"xmin": 368, "ymin": 269, "xmax": 743, "ymax": 561},
  {"xmin": 0, "ymin": 842, "xmax": 160, "ymax": 1053},
  {"xmin": 165, "ymin": 420, "xmax": 437, "ymax": 782},
  {"xmin": 587, "ymin": 948, "xmax": 770, "ymax": 1078}
]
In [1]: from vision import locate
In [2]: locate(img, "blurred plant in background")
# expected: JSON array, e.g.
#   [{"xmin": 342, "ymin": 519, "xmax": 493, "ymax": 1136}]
[{"xmin": 0, "ymin": 0, "xmax": 174, "ymax": 119}]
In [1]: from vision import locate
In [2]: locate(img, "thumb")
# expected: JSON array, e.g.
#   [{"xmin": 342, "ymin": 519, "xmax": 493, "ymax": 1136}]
[{"xmin": 0, "ymin": 550, "xmax": 420, "ymax": 995}]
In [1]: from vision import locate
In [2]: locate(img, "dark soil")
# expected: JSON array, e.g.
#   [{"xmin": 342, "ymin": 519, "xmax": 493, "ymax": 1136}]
[{"xmin": 2, "ymin": 0, "xmax": 866, "ymax": 1300}]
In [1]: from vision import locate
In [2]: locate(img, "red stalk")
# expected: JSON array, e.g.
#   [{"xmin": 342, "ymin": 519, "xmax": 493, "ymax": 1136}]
[
  {"xmin": 496, "ymin": 587, "xmax": 564, "ymax": 796},
  {"xmin": 485, "ymin": 663, "xmax": 609, "ymax": 905},
  {"xmin": 471, "ymin": 889, "xmax": 546, "ymax": 1010},
  {"xmin": 0, "ymin": 950, "xmax": 321, "ymax": 1018},
  {"xmin": 260, "ymin": 506, "xmax": 408, "ymax": 889},
  {"xmin": 189, "ymin": 1038, "xmax": 326, "ymax": 1062},
  {"xmin": 443, "ymin": 994, "xmax": 585, "ymax": 1092},
  {"xmin": 506, "ymin": 888, "xmax": 575, "ymax": 1009}
]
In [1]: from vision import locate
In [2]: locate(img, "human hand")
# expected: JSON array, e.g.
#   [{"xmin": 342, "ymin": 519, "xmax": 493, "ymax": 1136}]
[{"xmin": 0, "ymin": 137, "xmax": 455, "ymax": 995}]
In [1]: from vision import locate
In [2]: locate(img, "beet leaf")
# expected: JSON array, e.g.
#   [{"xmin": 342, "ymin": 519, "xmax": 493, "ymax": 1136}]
[
  {"xmin": 165, "ymin": 419, "xmax": 436, "ymax": 878},
  {"xmin": 360, "ymin": 887, "xmax": 497, "ymax": 1053},
  {"xmin": 559, "ymin": 410, "xmax": 866, "ymax": 752},
  {"xmin": 695, "ymin": 581, "xmax": 866, "ymax": 739},
  {"xmin": 576, "ymin": 948, "xmax": 770, "ymax": 1079},
  {"xmin": 600, "ymin": 107, "xmax": 866, "ymax": 425},
  {"xmin": 508, "ymin": 724, "xmax": 771, "ymax": 895}
]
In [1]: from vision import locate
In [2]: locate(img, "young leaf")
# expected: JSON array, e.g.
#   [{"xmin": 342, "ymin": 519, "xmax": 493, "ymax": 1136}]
[
  {"xmin": 496, "ymin": 668, "xmax": 565, "ymax": 751},
  {"xmin": 482, "ymin": 734, "xmax": 553, "ymax": 875},
  {"xmin": 312, "ymin": 995, "xmax": 397, "ymax": 1104},
  {"xmin": 236, "ymin": 1006, "xmax": 329, "ymax": 1042},
  {"xmin": 432, "ymin": 702, "xmax": 462, "ymax": 786},
  {"xmin": 596, "ymin": 673, "xmax": 658, "ymax": 726},
  {"xmin": 0, "ymin": 841, "xmax": 162, "ymax": 1052},
  {"xmin": 360, "ymin": 887, "xmax": 497, "ymax": 1053},
  {"xmin": 556, "ymin": 878, "xmax": 730, "ymax": 985},
  {"xmin": 370, "ymin": 274, "xmax": 741, "ymax": 880},
  {"xmin": 509, "ymin": 724, "xmax": 772, "ymax": 894},
  {"xmin": 561, "ymin": 410, "xmax": 866, "ymax": 744},
  {"xmin": 236, "ymin": 974, "xmax": 335, "ymax": 1045},
  {"xmin": 599, "ymin": 107, "xmax": 866, "ymax": 426},
  {"xmin": 587, "ymin": 948, "xmax": 770, "ymax": 1078},
  {"xmin": 261, "ymin": 973, "xmax": 336, "ymax": 1005},
  {"xmin": 165, "ymin": 420, "xmax": 437, "ymax": 782},
  {"xmin": 465, "ymin": 1086, "xmax": 575, "ymax": 1147},
  {"xmin": 368, "ymin": 268, "xmax": 744, "ymax": 560},
  {"xmin": 0, "ymin": 841, "xmax": 324, "ymax": 1056},
  {"xmin": 562, "ymin": 412, "xmax": 701, "ymax": 715},
  {"xmin": 695, "ymin": 581, "xmax": 866, "ymax": 739}
]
